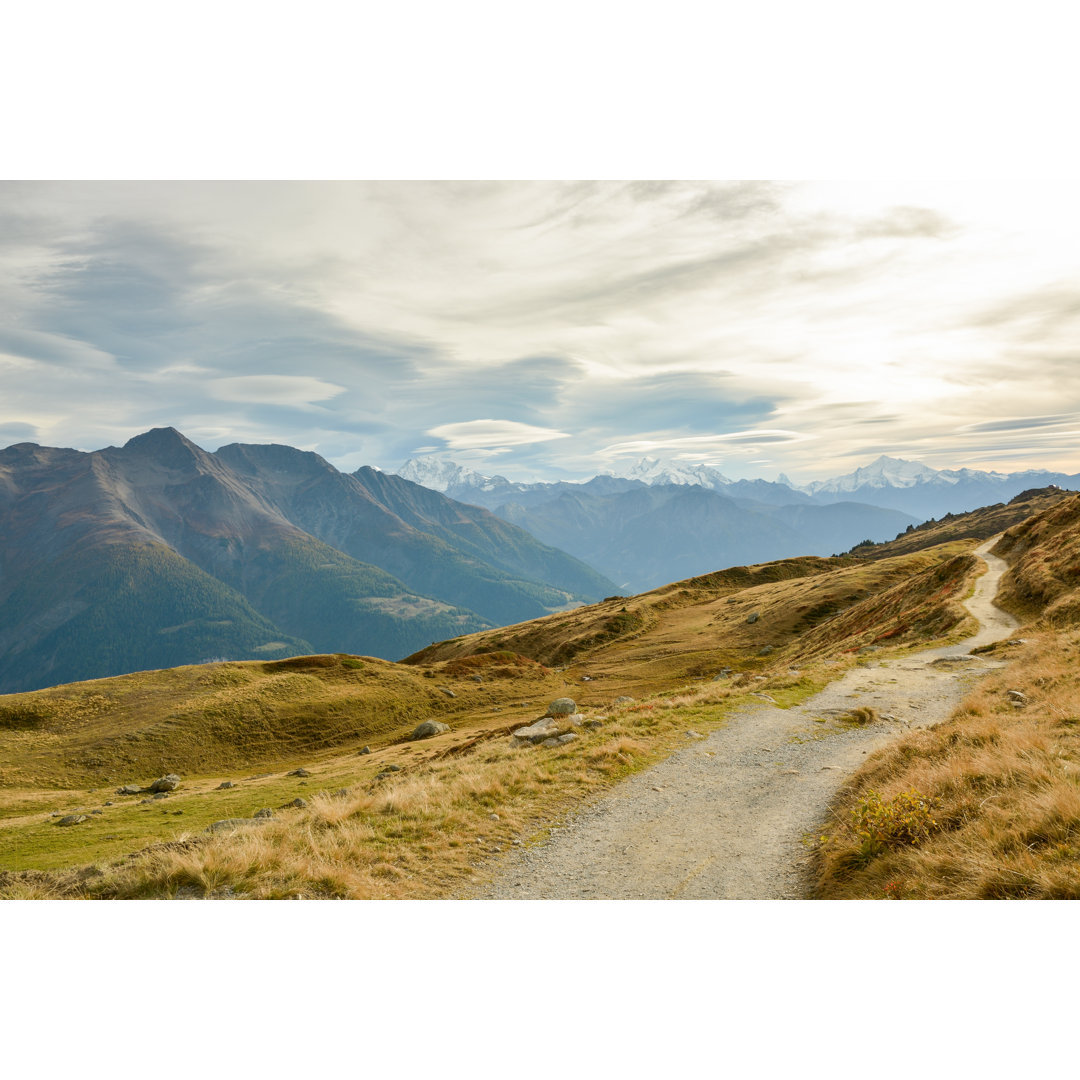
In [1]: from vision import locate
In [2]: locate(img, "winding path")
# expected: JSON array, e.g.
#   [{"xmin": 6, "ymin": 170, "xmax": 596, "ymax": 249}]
[{"xmin": 471, "ymin": 540, "xmax": 1018, "ymax": 899}]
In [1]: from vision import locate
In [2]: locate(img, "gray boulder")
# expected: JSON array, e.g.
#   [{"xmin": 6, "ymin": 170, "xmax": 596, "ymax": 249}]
[
  {"xmin": 412, "ymin": 720, "xmax": 450, "ymax": 740},
  {"xmin": 287, "ymin": 768, "xmax": 311, "ymax": 777},
  {"xmin": 216, "ymin": 781, "xmax": 235, "ymax": 790},
  {"xmin": 613, "ymin": 695, "xmax": 635, "ymax": 705},
  {"xmin": 359, "ymin": 746, "xmax": 371, "ymax": 755},
  {"xmin": 115, "ymin": 784, "xmax": 142, "ymax": 795},
  {"xmin": 57, "ymin": 814, "xmax": 87, "ymax": 827},
  {"xmin": 148, "ymin": 774, "xmax": 181, "ymax": 793},
  {"xmin": 513, "ymin": 718, "xmax": 562, "ymax": 745},
  {"xmin": 546, "ymin": 697, "xmax": 577, "ymax": 717},
  {"xmin": 253, "ymin": 808, "xmax": 274, "ymax": 819}
]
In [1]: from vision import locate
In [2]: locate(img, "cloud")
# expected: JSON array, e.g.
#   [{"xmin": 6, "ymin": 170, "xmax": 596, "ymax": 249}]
[
  {"xmin": 209, "ymin": 375, "xmax": 346, "ymax": 405},
  {"xmin": 427, "ymin": 419, "xmax": 572, "ymax": 449}
]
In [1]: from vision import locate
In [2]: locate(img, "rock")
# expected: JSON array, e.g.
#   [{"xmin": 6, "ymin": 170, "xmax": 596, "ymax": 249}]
[
  {"xmin": 1007, "ymin": 689, "xmax": 1028, "ymax": 705},
  {"xmin": 104, "ymin": 801, "xmax": 113, "ymax": 806},
  {"xmin": 685, "ymin": 730, "xmax": 703, "ymax": 738},
  {"xmin": 439, "ymin": 687, "xmax": 456, "ymax": 698},
  {"xmin": 411, "ymin": 720, "xmax": 451, "ymax": 740},
  {"xmin": 287, "ymin": 768, "xmax": 311, "ymax": 777},
  {"xmin": 472, "ymin": 675, "xmax": 483, "ymax": 683},
  {"xmin": 217, "ymin": 781, "xmax": 235, "ymax": 790},
  {"xmin": 359, "ymin": 746, "xmax": 371, "ymax": 754},
  {"xmin": 288, "ymin": 798, "xmax": 308, "ymax": 809},
  {"xmin": 512, "ymin": 718, "xmax": 561, "ymax": 744},
  {"xmin": 757, "ymin": 645, "xmax": 774, "ymax": 657},
  {"xmin": 253, "ymin": 808, "xmax": 274, "ymax": 819},
  {"xmin": 613, "ymin": 695, "xmax": 635, "ymax": 705},
  {"xmin": 148, "ymin": 774, "xmax": 181, "ymax": 793},
  {"xmin": 207, "ymin": 818, "xmax": 251, "ymax": 833},
  {"xmin": 545, "ymin": 697, "xmax": 577, "ymax": 717},
  {"xmin": 584, "ymin": 720, "xmax": 603, "ymax": 730},
  {"xmin": 153, "ymin": 793, "xmax": 169, "ymax": 800},
  {"xmin": 57, "ymin": 814, "xmax": 87, "ymax": 826},
  {"xmin": 116, "ymin": 784, "xmax": 142, "ymax": 795},
  {"xmin": 555, "ymin": 733, "xmax": 578, "ymax": 745},
  {"xmin": 490, "ymin": 813, "xmax": 500, "ymax": 820},
  {"xmin": 139, "ymin": 798, "xmax": 153, "ymax": 804},
  {"xmin": 746, "ymin": 611, "xmax": 760, "ymax": 624},
  {"xmin": 91, "ymin": 809, "xmax": 104, "ymax": 815}
]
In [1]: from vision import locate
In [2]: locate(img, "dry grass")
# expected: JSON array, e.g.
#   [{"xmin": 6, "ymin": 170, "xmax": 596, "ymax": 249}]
[{"xmin": 815, "ymin": 631, "xmax": 1080, "ymax": 899}]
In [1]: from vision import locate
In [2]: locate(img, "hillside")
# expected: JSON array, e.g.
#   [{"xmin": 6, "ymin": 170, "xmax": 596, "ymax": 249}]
[
  {"xmin": 0, "ymin": 429, "xmax": 616, "ymax": 692},
  {"xmin": 0, "ymin": 533, "xmax": 985, "ymax": 896}
]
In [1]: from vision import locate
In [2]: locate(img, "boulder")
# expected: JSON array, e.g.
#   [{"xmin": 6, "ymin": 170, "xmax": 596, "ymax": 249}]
[
  {"xmin": 148, "ymin": 774, "xmax": 181, "ymax": 793},
  {"xmin": 513, "ymin": 718, "xmax": 561, "ymax": 744},
  {"xmin": 412, "ymin": 720, "xmax": 451, "ymax": 740},
  {"xmin": 216, "ymin": 781, "xmax": 235, "ymax": 790},
  {"xmin": 287, "ymin": 768, "xmax": 311, "ymax": 777},
  {"xmin": 288, "ymin": 798, "xmax": 308, "ymax": 809},
  {"xmin": 359, "ymin": 746, "xmax": 371, "ymax": 755},
  {"xmin": 614, "ymin": 695, "xmax": 635, "ymax": 704},
  {"xmin": 253, "ymin": 808, "xmax": 274, "ymax": 819},
  {"xmin": 57, "ymin": 814, "xmax": 87, "ymax": 827},
  {"xmin": 546, "ymin": 697, "xmax": 577, "ymax": 716},
  {"xmin": 116, "ymin": 784, "xmax": 142, "ymax": 796},
  {"xmin": 207, "ymin": 818, "xmax": 251, "ymax": 833}
]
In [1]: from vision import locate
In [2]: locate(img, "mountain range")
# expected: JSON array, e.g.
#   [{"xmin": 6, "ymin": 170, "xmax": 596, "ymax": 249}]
[{"xmin": 0, "ymin": 428, "xmax": 615, "ymax": 693}]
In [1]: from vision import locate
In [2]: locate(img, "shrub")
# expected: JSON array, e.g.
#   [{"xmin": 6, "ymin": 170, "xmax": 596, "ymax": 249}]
[{"xmin": 851, "ymin": 788, "xmax": 940, "ymax": 863}]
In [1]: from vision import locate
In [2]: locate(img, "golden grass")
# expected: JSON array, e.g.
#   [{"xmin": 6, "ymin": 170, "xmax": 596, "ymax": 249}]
[{"xmin": 814, "ymin": 630, "xmax": 1080, "ymax": 899}]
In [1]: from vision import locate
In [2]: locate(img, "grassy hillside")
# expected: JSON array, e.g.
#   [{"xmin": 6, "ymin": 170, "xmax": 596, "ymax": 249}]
[
  {"xmin": 813, "ymin": 492, "xmax": 1080, "ymax": 899},
  {"xmin": 0, "ymin": 537, "xmax": 986, "ymax": 896}
]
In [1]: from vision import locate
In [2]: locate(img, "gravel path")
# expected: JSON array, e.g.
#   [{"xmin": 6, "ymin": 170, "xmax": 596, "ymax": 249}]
[{"xmin": 470, "ymin": 540, "xmax": 1018, "ymax": 899}]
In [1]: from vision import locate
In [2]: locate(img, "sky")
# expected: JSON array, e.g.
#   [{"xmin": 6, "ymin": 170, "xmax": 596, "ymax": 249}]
[{"xmin": 3, "ymin": 178, "xmax": 1080, "ymax": 483}]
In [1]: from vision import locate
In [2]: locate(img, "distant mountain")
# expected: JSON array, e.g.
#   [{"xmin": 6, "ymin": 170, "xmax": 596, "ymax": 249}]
[
  {"xmin": 801, "ymin": 454, "xmax": 1080, "ymax": 518},
  {"xmin": 0, "ymin": 429, "xmax": 616, "ymax": 693},
  {"xmin": 394, "ymin": 458, "xmax": 915, "ymax": 592}
]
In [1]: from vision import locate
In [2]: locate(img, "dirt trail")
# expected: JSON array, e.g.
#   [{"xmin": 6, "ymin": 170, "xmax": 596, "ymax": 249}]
[{"xmin": 471, "ymin": 540, "xmax": 1018, "ymax": 899}]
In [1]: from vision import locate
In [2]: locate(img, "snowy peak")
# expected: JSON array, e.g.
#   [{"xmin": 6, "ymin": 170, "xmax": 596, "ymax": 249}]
[
  {"xmin": 807, "ymin": 455, "xmax": 942, "ymax": 494},
  {"xmin": 396, "ymin": 457, "xmax": 491, "ymax": 493},
  {"xmin": 605, "ymin": 457, "xmax": 733, "ymax": 490}
]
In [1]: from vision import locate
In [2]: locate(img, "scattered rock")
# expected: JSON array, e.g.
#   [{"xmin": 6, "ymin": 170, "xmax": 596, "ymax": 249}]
[
  {"xmin": 546, "ymin": 697, "xmax": 577, "ymax": 717},
  {"xmin": 115, "ymin": 784, "xmax": 142, "ymax": 796},
  {"xmin": 613, "ymin": 695, "xmax": 635, "ymax": 705},
  {"xmin": 57, "ymin": 814, "xmax": 87, "ymax": 827},
  {"xmin": 490, "ymin": 813, "xmax": 500, "ymax": 820},
  {"xmin": 439, "ymin": 687, "xmax": 456, "ymax": 698},
  {"xmin": 556, "ymin": 732, "xmax": 578, "ymax": 745},
  {"xmin": 148, "ymin": 774, "xmax": 182, "ymax": 793},
  {"xmin": 412, "ymin": 720, "xmax": 451, "ymax": 740},
  {"xmin": 287, "ymin": 768, "xmax": 311, "ymax": 777},
  {"xmin": 584, "ymin": 719, "xmax": 603, "ymax": 730},
  {"xmin": 472, "ymin": 675, "xmax": 483, "ymax": 683},
  {"xmin": 685, "ymin": 730, "xmax": 703, "ymax": 738},
  {"xmin": 359, "ymin": 746, "xmax": 371, "ymax": 755},
  {"xmin": 1007, "ymin": 690, "xmax": 1028, "ymax": 706},
  {"xmin": 253, "ymin": 808, "xmax": 274, "ymax": 819},
  {"xmin": 746, "ymin": 611, "xmax": 760, "ymax": 624},
  {"xmin": 287, "ymin": 798, "xmax": 308, "ymax": 809},
  {"xmin": 104, "ymin": 801, "xmax": 113, "ymax": 806},
  {"xmin": 91, "ymin": 809, "xmax": 104, "ymax": 815},
  {"xmin": 153, "ymin": 793, "xmax": 169, "ymax": 800},
  {"xmin": 757, "ymin": 646, "xmax": 775, "ymax": 657},
  {"xmin": 512, "ymin": 718, "xmax": 562, "ymax": 745},
  {"xmin": 139, "ymin": 798, "xmax": 153, "ymax": 804},
  {"xmin": 217, "ymin": 781, "xmax": 235, "ymax": 790}
]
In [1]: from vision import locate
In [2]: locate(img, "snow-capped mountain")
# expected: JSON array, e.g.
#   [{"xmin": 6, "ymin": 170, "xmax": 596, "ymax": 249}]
[
  {"xmin": 802, "ymin": 455, "xmax": 1009, "ymax": 495},
  {"xmin": 603, "ymin": 456, "xmax": 733, "ymax": 490},
  {"xmin": 397, "ymin": 457, "xmax": 495, "ymax": 493}
]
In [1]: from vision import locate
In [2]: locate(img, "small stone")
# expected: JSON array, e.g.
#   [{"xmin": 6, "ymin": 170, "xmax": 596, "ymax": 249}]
[
  {"xmin": 104, "ymin": 801, "xmax": 113, "ymax": 806},
  {"xmin": 253, "ymin": 808, "xmax": 274, "ymax": 819},
  {"xmin": 757, "ymin": 645, "xmax": 774, "ymax": 657},
  {"xmin": 359, "ymin": 746, "xmax": 371, "ymax": 755},
  {"xmin": 746, "ymin": 611, "xmax": 760, "ymax": 624},
  {"xmin": 1007, "ymin": 690, "xmax": 1028, "ymax": 705},
  {"xmin": 472, "ymin": 675, "xmax": 483, "ymax": 683},
  {"xmin": 139, "ymin": 798, "xmax": 153, "ymax": 804},
  {"xmin": 614, "ymin": 695, "xmax": 635, "ymax": 704},
  {"xmin": 91, "ymin": 809, "xmax": 104, "ymax": 815},
  {"xmin": 288, "ymin": 798, "xmax": 308, "ymax": 809},
  {"xmin": 287, "ymin": 768, "xmax": 311, "ymax": 778},
  {"xmin": 540, "ymin": 737, "xmax": 561, "ymax": 748},
  {"xmin": 153, "ymin": 792, "xmax": 169, "ymax": 800},
  {"xmin": 115, "ymin": 784, "xmax": 142, "ymax": 795},
  {"xmin": 490, "ymin": 813, "xmax": 500, "ymax": 820},
  {"xmin": 412, "ymin": 720, "xmax": 451, "ymax": 740},
  {"xmin": 148, "ymin": 774, "xmax": 181, "ymax": 793},
  {"xmin": 57, "ymin": 815, "xmax": 87, "ymax": 826},
  {"xmin": 440, "ymin": 687, "xmax": 456, "ymax": 698},
  {"xmin": 217, "ymin": 781, "xmax": 235, "ymax": 790},
  {"xmin": 584, "ymin": 719, "xmax": 603, "ymax": 730},
  {"xmin": 555, "ymin": 732, "xmax": 578, "ymax": 744},
  {"xmin": 546, "ymin": 697, "xmax": 577, "ymax": 717},
  {"xmin": 685, "ymin": 730, "xmax": 703, "ymax": 738}
]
